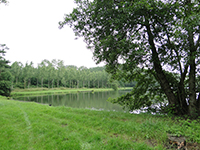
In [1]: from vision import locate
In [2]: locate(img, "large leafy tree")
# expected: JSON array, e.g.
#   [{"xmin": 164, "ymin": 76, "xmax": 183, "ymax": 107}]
[{"xmin": 59, "ymin": 0, "xmax": 200, "ymax": 116}]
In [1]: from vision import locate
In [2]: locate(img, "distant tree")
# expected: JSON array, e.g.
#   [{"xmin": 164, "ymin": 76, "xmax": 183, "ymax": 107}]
[
  {"xmin": 110, "ymin": 80, "xmax": 119, "ymax": 91},
  {"xmin": 86, "ymin": 70, "xmax": 91, "ymax": 88},
  {"xmin": 53, "ymin": 59, "xmax": 65, "ymax": 88},
  {"xmin": 34, "ymin": 65, "xmax": 40, "ymax": 88},
  {"xmin": 10, "ymin": 61, "xmax": 23, "ymax": 89},
  {"xmin": 0, "ymin": 44, "xmax": 12, "ymax": 96},
  {"xmin": 66, "ymin": 65, "xmax": 78, "ymax": 88},
  {"xmin": 0, "ymin": 70, "xmax": 12, "ymax": 96},
  {"xmin": 59, "ymin": 0, "xmax": 200, "ymax": 117},
  {"xmin": 0, "ymin": 44, "xmax": 10, "ymax": 73},
  {"xmin": 61, "ymin": 70, "xmax": 68, "ymax": 88},
  {"xmin": 45, "ymin": 60, "xmax": 55, "ymax": 88},
  {"xmin": 22, "ymin": 62, "xmax": 34, "ymax": 89},
  {"xmin": 11, "ymin": 61, "xmax": 23, "ymax": 84},
  {"xmin": 79, "ymin": 66, "xmax": 88, "ymax": 88}
]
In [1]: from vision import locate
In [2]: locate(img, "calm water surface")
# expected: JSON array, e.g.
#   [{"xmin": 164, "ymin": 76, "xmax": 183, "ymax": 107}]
[{"xmin": 13, "ymin": 90, "xmax": 130, "ymax": 112}]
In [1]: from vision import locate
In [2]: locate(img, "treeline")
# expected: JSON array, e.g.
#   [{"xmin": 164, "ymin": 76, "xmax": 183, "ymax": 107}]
[{"xmin": 10, "ymin": 59, "xmax": 134, "ymax": 89}]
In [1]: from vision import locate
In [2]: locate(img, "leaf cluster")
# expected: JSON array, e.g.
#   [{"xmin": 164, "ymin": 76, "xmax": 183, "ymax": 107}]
[{"xmin": 59, "ymin": 0, "xmax": 200, "ymax": 115}]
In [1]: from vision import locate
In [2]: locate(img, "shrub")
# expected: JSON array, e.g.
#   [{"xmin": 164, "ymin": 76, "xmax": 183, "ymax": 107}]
[{"xmin": 0, "ymin": 70, "xmax": 12, "ymax": 97}]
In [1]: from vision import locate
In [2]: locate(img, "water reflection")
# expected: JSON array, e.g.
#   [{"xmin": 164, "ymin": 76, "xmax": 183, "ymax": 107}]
[{"xmin": 13, "ymin": 90, "xmax": 130, "ymax": 112}]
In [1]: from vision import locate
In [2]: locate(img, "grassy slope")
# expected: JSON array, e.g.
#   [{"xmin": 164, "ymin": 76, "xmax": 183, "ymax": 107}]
[
  {"xmin": 0, "ymin": 98, "xmax": 200, "ymax": 150},
  {"xmin": 11, "ymin": 87, "xmax": 132, "ymax": 97}
]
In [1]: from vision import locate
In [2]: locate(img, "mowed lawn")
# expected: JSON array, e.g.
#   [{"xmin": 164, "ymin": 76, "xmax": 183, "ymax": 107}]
[{"xmin": 0, "ymin": 98, "xmax": 200, "ymax": 150}]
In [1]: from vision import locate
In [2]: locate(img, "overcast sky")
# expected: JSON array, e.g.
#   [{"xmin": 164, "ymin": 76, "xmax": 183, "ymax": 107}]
[{"xmin": 0, "ymin": 0, "xmax": 104, "ymax": 68}]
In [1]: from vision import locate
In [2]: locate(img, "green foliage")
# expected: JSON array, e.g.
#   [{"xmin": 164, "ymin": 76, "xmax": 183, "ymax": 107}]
[
  {"xmin": 14, "ymin": 82, "xmax": 24, "ymax": 89},
  {"xmin": 10, "ymin": 59, "xmax": 131, "ymax": 90},
  {"xmin": 59, "ymin": 0, "xmax": 200, "ymax": 116},
  {"xmin": 0, "ymin": 69, "xmax": 12, "ymax": 81},
  {"xmin": 167, "ymin": 118, "xmax": 200, "ymax": 143},
  {"xmin": 109, "ymin": 69, "xmax": 166, "ymax": 112},
  {"xmin": 0, "ymin": 44, "xmax": 12, "ymax": 97},
  {"xmin": 110, "ymin": 80, "xmax": 119, "ymax": 91},
  {"xmin": 0, "ymin": 80, "xmax": 11, "ymax": 96},
  {"xmin": 0, "ymin": 70, "xmax": 12, "ymax": 97},
  {"xmin": 0, "ymin": 44, "xmax": 10, "ymax": 71}
]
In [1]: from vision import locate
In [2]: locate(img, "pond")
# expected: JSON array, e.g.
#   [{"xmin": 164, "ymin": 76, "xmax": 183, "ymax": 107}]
[{"xmin": 13, "ymin": 90, "xmax": 131, "ymax": 112}]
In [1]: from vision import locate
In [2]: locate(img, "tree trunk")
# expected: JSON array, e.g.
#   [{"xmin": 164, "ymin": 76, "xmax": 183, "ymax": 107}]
[
  {"xmin": 48, "ymin": 79, "xmax": 50, "ymax": 89},
  {"xmin": 28, "ymin": 78, "xmax": 31, "ymax": 89},
  {"xmin": 71, "ymin": 80, "xmax": 73, "ymax": 88},
  {"xmin": 188, "ymin": 33, "xmax": 197, "ymax": 116},
  {"xmin": 11, "ymin": 81, "xmax": 13, "ymax": 90},
  {"xmin": 94, "ymin": 80, "xmax": 95, "ymax": 88},
  {"xmin": 186, "ymin": 0, "xmax": 197, "ymax": 116},
  {"xmin": 57, "ymin": 79, "xmax": 59, "ymax": 88},
  {"xmin": 177, "ymin": 78, "xmax": 188, "ymax": 114},
  {"xmin": 41, "ymin": 78, "xmax": 43, "ymax": 88},
  {"xmin": 197, "ymin": 93, "xmax": 200, "ymax": 114},
  {"xmin": 24, "ymin": 78, "xmax": 26, "ymax": 89},
  {"xmin": 52, "ymin": 79, "xmax": 54, "ymax": 88},
  {"xmin": 37, "ymin": 78, "xmax": 38, "ymax": 88},
  {"xmin": 145, "ymin": 21, "xmax": 178, "ymax": 113},
  {"xmin": 28, "ymin": 79, "xmax": 29, "ymax": 89}
]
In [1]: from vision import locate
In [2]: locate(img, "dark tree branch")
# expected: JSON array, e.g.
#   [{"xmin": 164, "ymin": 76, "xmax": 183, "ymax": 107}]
[
  {"xmin": 195, "ymin": 33, "xmax": 200, "ymax": 50},
  {"xmin": 145, "ymin": 17, "xmax": 177, "ymax": 107}
]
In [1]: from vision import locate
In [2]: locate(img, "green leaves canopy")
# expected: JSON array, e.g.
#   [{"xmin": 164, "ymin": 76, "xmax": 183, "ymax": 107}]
[
  {"xmin": 59, "ymin": 0, "xmax": 200, "ymax": 116},
  {"xmin": 0, "ymin": 44, "xmax": 10, "ymax": 72},
  {"xmin": 0, "ymin": 44, "xmax": 12, "ymax": 96},
  {"xmin": 0, "ymin": 70, "xmax": 12, "ymax": 96},
  {"xmin": 60, "ymin": 0, "xmax": 179, "ymax": 70}
]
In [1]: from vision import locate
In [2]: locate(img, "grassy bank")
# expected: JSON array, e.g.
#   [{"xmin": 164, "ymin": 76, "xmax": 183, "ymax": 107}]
[
  {"xmin": 0, "ymin": 98, "xmax": 200, "ymax": 149},
  {"xmin": 11, "ymin": 87, "xmax": 132, "ymax": 97}
]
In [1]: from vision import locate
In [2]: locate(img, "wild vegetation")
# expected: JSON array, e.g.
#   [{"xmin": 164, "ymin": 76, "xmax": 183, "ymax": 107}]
[{"xmin": 59, "ymin": 0, "xmax": 200, "ymax": 117}]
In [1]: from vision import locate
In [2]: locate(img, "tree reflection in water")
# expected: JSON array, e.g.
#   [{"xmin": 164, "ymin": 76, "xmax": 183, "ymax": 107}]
[{"xmin": 13, "ymin": 90, "xmax": 130, "ymax": 112}]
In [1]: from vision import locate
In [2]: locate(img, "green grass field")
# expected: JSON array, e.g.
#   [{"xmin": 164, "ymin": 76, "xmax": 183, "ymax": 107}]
[{"xmin": 0, "ymin": 97, "xmax": 200, "ymax": 149}]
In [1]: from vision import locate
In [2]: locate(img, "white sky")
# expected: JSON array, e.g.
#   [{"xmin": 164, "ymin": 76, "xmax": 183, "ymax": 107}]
[{"xmin": 0, "ymin": 0, "xmax": 104, "ymax": 68}]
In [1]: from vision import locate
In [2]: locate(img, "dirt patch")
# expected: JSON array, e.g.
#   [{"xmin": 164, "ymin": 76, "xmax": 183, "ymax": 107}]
[{"xmin": 165, "ymin": 134, "xmax": 199, "ymax": 149}]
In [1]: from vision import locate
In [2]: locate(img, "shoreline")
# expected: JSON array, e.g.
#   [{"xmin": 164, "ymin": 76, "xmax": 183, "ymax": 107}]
[{"xmin": 11, "ymin": 87, "xmax": 132, "ymax": 97}]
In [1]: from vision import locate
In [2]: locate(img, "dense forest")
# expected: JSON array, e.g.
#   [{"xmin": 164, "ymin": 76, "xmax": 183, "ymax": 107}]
[{"xmin": 10, "ymin": 59, "xmax": 134, "ymax": 89}]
